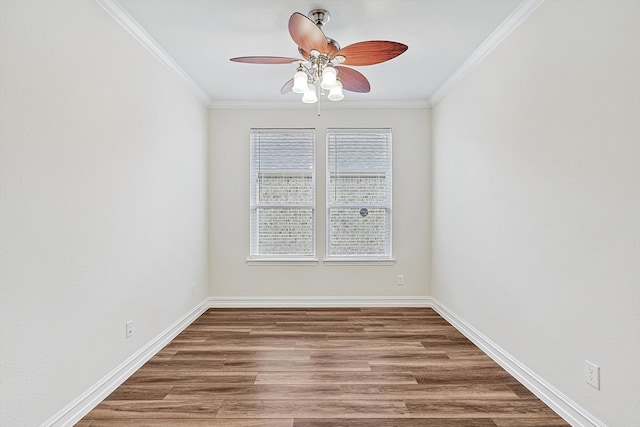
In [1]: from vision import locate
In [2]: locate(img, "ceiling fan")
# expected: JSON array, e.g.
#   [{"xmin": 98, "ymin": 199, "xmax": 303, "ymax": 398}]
[{"xmin": 230, "ymin": 9, "xmax": 408, "ymax": 103}]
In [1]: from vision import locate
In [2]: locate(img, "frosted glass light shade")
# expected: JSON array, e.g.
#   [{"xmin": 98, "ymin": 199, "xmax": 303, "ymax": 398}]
[
  {"xmin": 292, "ymin": 70, "xmax": 308, "ymax": 94},
  {"xmin": 302, "ymin": 83, "xmax": 318, "ymax": 103},
  {"xmin": 320, "ymin": 65, "xmax": 337, "ymax": 89},
  {"xmin": 328, "ymin": 81, "xmax": 344, "ymax": 101}
]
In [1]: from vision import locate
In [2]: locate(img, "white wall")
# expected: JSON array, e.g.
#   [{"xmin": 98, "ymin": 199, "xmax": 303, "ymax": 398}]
[
  {"xmin": 431, "ymin": 1, "xmax": 640, "ymax": 425},
  {"xmin": 209, "ymin": 108, "xmax": 431, "ymax": 299},
  {"xmin": 0, "ymin": 1, "xmax": 209, "ymax": 425}
]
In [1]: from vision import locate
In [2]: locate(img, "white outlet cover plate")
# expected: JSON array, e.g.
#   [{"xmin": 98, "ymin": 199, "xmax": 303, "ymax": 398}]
[{"xmin": 584, "ymin": 360, "xmax": 600, "ymax": 389}]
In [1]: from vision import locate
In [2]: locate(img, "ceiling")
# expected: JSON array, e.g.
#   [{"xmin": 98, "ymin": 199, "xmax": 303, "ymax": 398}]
[{"xmin": 114, "ymin": 0, "xmax": 523, "ymax": 107}]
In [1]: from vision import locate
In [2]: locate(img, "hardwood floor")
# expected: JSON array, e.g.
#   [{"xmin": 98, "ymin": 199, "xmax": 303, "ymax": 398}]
[{"xmin": 77, "ymin": 308, "xmax": 569, "ymax": 426}]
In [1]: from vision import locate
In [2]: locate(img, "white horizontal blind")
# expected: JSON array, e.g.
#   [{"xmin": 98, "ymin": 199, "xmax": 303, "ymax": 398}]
[
  {"xmin": 250, "ymin": 129, "xmax": 315, "ymax": 258},
  {"xmin": 327, "ymin": 128, "xmax": 392, "ymax": 258}
]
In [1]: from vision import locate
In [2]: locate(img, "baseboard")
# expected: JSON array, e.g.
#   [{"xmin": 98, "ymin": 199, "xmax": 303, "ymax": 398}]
[
  {"xmin": 431, "ymin": 299, "xmax": 606, "ymax": 427},
  {"xmin": 43, "ymin": 295, "xmax": 603, "ymax": 427},
  {"xmin": 42, "ymin": 299, "xmax": 210, "ymax": 427},
  {"xmin": 207, "ymin": 295, "xmax": 433, "ymax": 308}
]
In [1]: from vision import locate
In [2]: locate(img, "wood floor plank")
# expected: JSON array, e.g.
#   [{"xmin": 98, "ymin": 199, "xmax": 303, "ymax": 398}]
[
  {"xmin": 103, "ymin": 384, "xmax": 174, "ymax": 401},
  {"xmin": 413, "ymin": 365, "xmax": 515, "ymax": 385},
  {"xmin": 369, "ymin": 359, "xmax": 503, "ymax": 372},
  {"xmin": 85, "ymin": 419, "xmax": 293, "ymax": 427},
  {"xmin": 327, "ymin": 332, "xmax": 452, "ymax": 341},
  {"xmin": 140, "ymin": 359, "xmax": 224, "ymax": 370},
  {"xmin": 165, "ymin": 384, "xmax": 341, "ymax": 400},
  {"xmin": 221, "ymin": 359, "xmax": 371, "ymax": 371},
  {"xmin": 293, "ymin": 419, "xmax": 497, "ymax": 427},
  {"xmin": 506, "ymin": 382, "xmax": 543, "ymax": 399},
  {"xmin": 248, "ymin": 331, "xmax": 329, "ymax": 339},
  {"xmin": 170, "ymin": 349, "xmax": 312, "ymax": 361},
  {"xmin": 125, "ymin": 371, "xmax": 257, "ymax": 385},
  {"xmin": 405, "ymin": 399, "xmax": 558, "ymax": 418},
  {"xmin": 164, "ymin": 341, "xmax": 297, "ymax": 351},
  {"xmin": 308, "ymin": 350, "xmax": 446, "ymax": 361},
  {"xmin": 151, "ymin": 349, "xmax": 178, "ymax": 361},
  {"xmin": 294, "ymin": 340, "xmax": 427, "ymax": 351},
  {"xmin": 339, "ymin": 384, "xmax": 521, "ymax": 400},
  {"xmin": 83, "ymin": 400, "xmax": 223, "ymax": 419},
  {"xmin": 492, "ymin": 418, "xmax": 573, "ymax": 426},
  {"xmin": 216, "ymin": 400, "xmax": 410, "ymax": 418},
  {"xmin": 78, "ymin": 308, "xmax": 568, "ymax": 426},
  {"xmin": 173, "ymin": 330, "xmax": 252, "ymax": 339},
  {"xmin": 255, "ymin": 372, "xmax": 418, "ymax": 385},
  {"xmin": 275, "ymin": 322, "xmax": 368, "ymax": 332}
]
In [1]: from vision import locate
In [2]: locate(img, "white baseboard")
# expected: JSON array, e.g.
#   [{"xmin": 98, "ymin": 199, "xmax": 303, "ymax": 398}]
[
  {"xmin": 207, "ymin": 295, "xmax": 433, "ymax": 308},
  {"xmin": 42, "ymin": 299, "xmax": 210, "ymax": 427},
  {"xmin": 431, "ymin": 299, "xmax": 605, "ymax": 427},
  {"xmin": 43, "ymin": 295, "xmax": 603, "ymax": 427}
]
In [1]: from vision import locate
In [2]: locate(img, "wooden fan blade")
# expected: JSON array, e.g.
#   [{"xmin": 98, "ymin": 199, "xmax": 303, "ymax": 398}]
[
  {"xmin": 335, "ymin": 66, "xmax": 370, "ymax": 93},
  {"xmin": 334, "ymin": 41, "xmax": 408, "ymax": 66},
  {"xmin": 230, "ymin": 56, "xmax": 300, "ymax": 64},
  {"xmin": 280, "ymin": 78, "xmax": 294, "ymax": 94},
  {"xmin": 289, "ymin": 12, "xmax": 328, "ymax": 53}
]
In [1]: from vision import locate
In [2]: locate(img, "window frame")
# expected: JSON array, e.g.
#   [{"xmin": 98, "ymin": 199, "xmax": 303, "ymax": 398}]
[
  {"xmin": 248, "ymin": 128, "xmax": 317, "ymax": 263},
  {"xmin": 324, "ymin": 128, "xmax": 394, "ymax": 262}
]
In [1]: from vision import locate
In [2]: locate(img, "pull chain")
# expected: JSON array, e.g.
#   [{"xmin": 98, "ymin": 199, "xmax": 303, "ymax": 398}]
[{"xmin": 317, "ymin": 80, "xmax": 321, "ymax": 117}]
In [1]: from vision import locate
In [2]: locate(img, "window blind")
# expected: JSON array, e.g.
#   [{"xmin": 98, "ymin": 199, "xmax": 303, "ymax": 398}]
[
  {"xmin": 250, "ymin": 129, "xmax": 315, "ymax": 258},
  {"xmin": 326, "ymin": 128, "xmax": 392, "ymax": 258}
]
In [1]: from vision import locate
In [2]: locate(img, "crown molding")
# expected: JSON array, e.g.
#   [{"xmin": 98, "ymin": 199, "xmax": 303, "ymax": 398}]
[
  {"xmin": 96, "ymin": 0, "xmax": 541, "ymax": 111},
  {"xmin": 95, "ymin": 0, "xmax": 213, "ymax": 106},
  {"xmin": 209, "ymin": 99, "xmax": 431, "ymax": 110},
  {"xmin": 428, "ymin": 0, "xmax": 544, "ymax": 106}
]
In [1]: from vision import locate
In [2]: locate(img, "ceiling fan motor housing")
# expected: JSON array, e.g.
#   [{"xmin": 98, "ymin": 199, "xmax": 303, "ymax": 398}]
[{"xmin": 308, "ymin": 9, "xmax": 330, "ymax": 27}]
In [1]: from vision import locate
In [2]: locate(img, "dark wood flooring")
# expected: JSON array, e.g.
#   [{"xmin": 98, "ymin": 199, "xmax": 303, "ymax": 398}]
[{"xmin": 77, "ymin": 308, "xmax": 569, "ymax": 426}]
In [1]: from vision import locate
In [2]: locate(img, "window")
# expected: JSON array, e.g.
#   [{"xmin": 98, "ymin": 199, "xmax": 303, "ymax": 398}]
[
  {"xmin": 326, "ymin": 128, "xmax": 392, "ymax": 259},
  {"xmin": 250, "ymin": 129, "xmax": 315, "ymax": 259}
]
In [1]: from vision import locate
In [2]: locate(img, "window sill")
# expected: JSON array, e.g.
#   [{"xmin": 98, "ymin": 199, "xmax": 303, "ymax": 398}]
[
  {"xmin": 246, "ymin": 258, "xmax": 319, "ymax": 266},
  {"xmin": 323, "ymin": 258, "xmax": 396, "ymax": 266}
]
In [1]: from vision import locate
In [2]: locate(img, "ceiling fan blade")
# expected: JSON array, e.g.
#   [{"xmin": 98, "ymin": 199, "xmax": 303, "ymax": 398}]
[
  {"xmin": 230, "ymin": 56, "xmax": 300, "ymax": 64},
  {"xmin": 280, "ymin": 78, "xmax": 294, "ymax": 94},
  {"xmin": 289, "ymin": 12, "xmax": 328, "ymax": 53},
  {"xmin": 334, "ymin": 41, "xmax": 408, "ymax": 66},
  {"xmin": 335, "ymin": 66, "xmax": 370, "ymax": 93}
]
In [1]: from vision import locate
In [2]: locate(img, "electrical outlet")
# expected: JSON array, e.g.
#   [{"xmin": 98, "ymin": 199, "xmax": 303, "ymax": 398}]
[
  {"xmin": 191, "ymin": 281, "xmax": 197, "ymax": 296},
  {"xmin": 125, "ymin": 320, "xmax": 134, "ymax": 339},
  {"xmin": 585, "ymin": 360, "xmax": 600, "ymax": 389},
  {"xmin": 397, "ymin": 274, "xmax": 404, "ymax": 285}
]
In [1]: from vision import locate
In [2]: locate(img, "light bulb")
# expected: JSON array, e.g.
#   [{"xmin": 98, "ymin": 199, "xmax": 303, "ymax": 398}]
[
  {"xmin": 302, "ymin": 83, "xmax": 318, "ymax": 103},
  {"xmin": 321, "ymin": 64, "xmax": 337, "ymax": 89},
  {"xmin": 292, "ymin": 69, "xmax": 308, "ymax": 94},
  {"xmin": 328, "ymin": 81, "xmax": 344, "ymax": 101}
]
